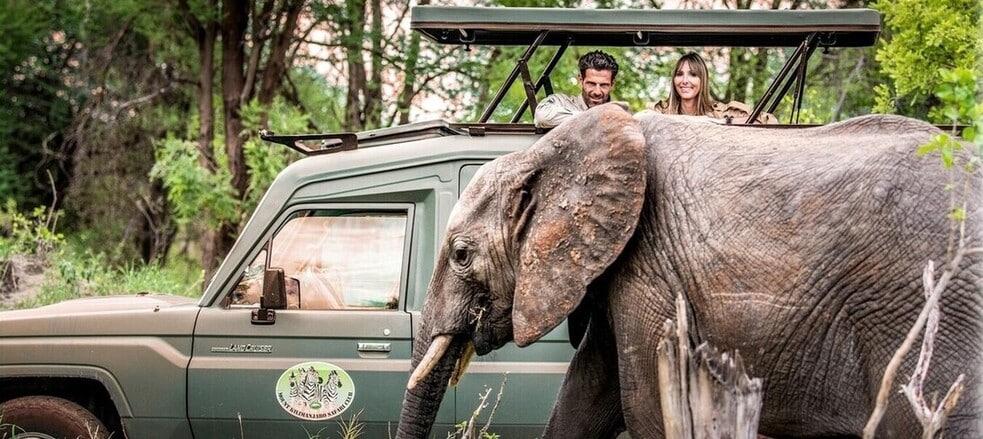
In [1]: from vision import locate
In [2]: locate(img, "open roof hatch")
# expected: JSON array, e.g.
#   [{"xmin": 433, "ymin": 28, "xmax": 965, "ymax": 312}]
[{"xmin": 411, "ymin": 6, "xmax": 881, "ymax": 125}]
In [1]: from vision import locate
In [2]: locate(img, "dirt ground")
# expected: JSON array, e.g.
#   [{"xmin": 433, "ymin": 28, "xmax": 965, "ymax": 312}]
[{"xmin": 0, "ymin": 255, "xmax": 45, "ymax": 309}]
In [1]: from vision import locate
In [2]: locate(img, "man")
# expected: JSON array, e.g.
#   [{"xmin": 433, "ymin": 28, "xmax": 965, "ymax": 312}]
[{"xmin": 534, "ymin": 50, "xmax": 619, "ymax": 129}]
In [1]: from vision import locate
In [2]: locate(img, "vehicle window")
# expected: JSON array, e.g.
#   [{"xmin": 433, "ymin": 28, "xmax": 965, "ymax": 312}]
[{"xmin": 231, "ymin": 210, "xmax": 407, "ymax": 310}]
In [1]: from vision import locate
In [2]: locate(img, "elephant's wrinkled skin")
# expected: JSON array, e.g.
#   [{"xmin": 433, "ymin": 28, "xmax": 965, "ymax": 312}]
[{"xmin": 396, "ymin": 104, "xmax": 982, "ymax": 438}]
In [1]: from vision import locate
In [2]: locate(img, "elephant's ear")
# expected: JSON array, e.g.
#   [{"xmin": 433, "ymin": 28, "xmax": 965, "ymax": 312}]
[{"xmin": 512, "ymin": 103, "xmax": 646, "ymax": 347}]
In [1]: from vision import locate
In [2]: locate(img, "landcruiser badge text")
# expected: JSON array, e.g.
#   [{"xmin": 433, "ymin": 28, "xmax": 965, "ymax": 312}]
[
  {"xmin": 276, "ymin": 361, "xmax": 355, "ymax": 420},
  {"xmin": 210, "ymin": 343, "xmax": 273, "ymax": 353}
]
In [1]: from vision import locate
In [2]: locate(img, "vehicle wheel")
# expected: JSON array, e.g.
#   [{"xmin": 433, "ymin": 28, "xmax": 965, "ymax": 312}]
[{"xmin": 0, "ymin": 396, "xmax": 109, "ymax": 439}]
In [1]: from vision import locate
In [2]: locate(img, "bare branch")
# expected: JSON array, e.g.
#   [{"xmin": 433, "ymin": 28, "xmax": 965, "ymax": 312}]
[
  {"xmin": 895, "ymin": 261, "xmax": 967, "ymax": 438},
  {"xmin": 863, "ymin": 247, "xmax": 968, "ymax": 438}
]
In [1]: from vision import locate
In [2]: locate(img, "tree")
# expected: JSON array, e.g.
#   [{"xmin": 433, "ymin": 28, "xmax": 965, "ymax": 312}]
[
  {"xmin": 0, "ymin": 1, "xmax": 78, "ymax": 208},
  {"xmin": 872, "ymin": 0, "xmax": 982, "ymax": 121},
  {"xmin": 165, "ymin": 0, "xmax": 305, "ymax": 276}
]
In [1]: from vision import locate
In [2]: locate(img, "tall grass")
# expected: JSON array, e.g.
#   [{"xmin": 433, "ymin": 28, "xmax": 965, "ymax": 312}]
[
  {"xmin": 1, "ymin": 200, "xmax": 203, "ymax": 310},
  {"xmin": 12, "ymin": 245, "xmax": 203, "ymax": 310}
]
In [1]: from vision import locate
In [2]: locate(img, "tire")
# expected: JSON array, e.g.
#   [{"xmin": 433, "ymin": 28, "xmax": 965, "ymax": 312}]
[{"xmin": 0, "ymin": 396, "xmax": 109, "ymax": 439}]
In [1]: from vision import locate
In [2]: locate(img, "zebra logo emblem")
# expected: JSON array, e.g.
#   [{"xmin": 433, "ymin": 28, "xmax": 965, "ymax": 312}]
[{"xmin": 276, "ymin": 361, "xmax": 355, "ymax": 420}]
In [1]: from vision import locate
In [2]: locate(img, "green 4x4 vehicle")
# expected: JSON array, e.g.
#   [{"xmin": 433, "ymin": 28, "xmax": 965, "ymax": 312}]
[{"xmin": 0, "ymin": 6, "xmax": 879, "ymax": 438}]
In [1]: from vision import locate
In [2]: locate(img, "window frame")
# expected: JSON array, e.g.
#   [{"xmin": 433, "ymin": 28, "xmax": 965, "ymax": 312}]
[{"xmin": 226, "ymin": 202, "xmax": 415, "ymax": 312}]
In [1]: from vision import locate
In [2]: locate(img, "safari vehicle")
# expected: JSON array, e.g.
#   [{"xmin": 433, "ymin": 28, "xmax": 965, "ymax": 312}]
[{"xmin": 0, "ymin": 6, "xmax": 878, "ymax": 438}]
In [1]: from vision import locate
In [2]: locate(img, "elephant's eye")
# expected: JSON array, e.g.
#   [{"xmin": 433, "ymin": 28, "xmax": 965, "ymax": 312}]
[
  {"xmin": 450, "ymin": 241, "xmax": 473, "ymax": 268},
  {"xmin": 453, "ymin": 248, "xmax": 470, "ymax": 266}
]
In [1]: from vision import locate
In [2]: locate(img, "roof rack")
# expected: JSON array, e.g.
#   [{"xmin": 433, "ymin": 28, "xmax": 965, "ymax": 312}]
[
  {"xmin": 259, "ymin": 120, "xmax": 470, "ymax": 156},
  {"xmin": 411, "ymin": 6, "xmax": 881, "ymax": 125}
]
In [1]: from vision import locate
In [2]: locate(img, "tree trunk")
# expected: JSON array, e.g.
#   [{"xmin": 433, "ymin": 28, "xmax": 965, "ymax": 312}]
[
  {"xmin": 363, "ymin": 0, "xmax": 383, "ymax": 128},
  {"xmin": 137, "ymin": 179, "xmax": 176, "ymax": 264},
  {"xmin": 222, "ymin": 0, "xmax": 248, "ymax": 200},
  {"xmin": 196, "ymin": 0, "xmax": 250, "ymax": 278},
  {"xmin": 397, "ymin": 0, "xmax": 428, "ymax": 125},
  {"xmin": 242, "ymin": 0, "xmax": 275, "ymax": 106},
  {"xmin": 178, "ymin": 0, "xmax": 218, "ymax": 171},
  {"xmin": 196, "ymin": 2, "xmax": 218, "ymax": 172},
  {"xmin": 257, "ymin": 0, "xmax": 304, "ymax": 109},
  {"xmin": 344, "ymin": 0, "xmax": 367, "ymax": 131},
  {"xmin": 657, "ymin": 294, "xmax": 763, "ymax": 439}
]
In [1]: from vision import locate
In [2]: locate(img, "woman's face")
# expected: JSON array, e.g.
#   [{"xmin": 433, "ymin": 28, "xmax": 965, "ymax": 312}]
[{"xmin": 673, "ymin": 60, "xmax": 702, "ymax": 102}]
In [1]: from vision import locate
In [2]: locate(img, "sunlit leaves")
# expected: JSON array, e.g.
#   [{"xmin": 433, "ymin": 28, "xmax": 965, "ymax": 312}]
[
  {"xmin": 915, "ymin": 67, "xmax": 981, "ymax": 226},
  {"xmin": 150, "ymin": 136, "xmax": 239, "ymax": 228},
  {"xmin": 872, "ymin": 0, "xmax": 981, "ymax": 120}
]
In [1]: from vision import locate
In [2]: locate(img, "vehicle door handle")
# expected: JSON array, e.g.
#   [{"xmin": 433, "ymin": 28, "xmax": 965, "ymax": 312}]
[{"xmin": 357, "ymin": 342, "xmax": 391, "ymax": 353}]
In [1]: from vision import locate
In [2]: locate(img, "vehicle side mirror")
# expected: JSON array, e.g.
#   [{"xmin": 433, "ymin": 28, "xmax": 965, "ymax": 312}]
[
  {"xmin": 252, "ymin": 237, "xmax": 288, "ymax": 325},
  {"xmin": 252, "ymin": 267, "xmax": 286, "ymax": 325},
  {"xmin": 261, "ymin": 267, "xmax": 288, "ymax": 310}
]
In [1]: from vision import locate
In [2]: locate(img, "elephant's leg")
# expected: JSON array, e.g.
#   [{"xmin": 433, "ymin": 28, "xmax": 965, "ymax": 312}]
[
  {"xmin": 609, "ymin": 282, "xmax": 673, "ymax": 437},
  {"xmin": 544, "ymin": 313, "xmax": 625, "ymax": 439},
  {"xmin": 616, "ymin": 331, "xmax": 665, "ymax": 436}
]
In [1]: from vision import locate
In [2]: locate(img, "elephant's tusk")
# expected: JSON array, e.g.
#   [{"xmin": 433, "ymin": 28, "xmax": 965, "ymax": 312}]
[
  {"xmin": 408, "ymin": 334, "xmax": 453, "ymax": 390},
  {"xmin": 449, "ymin": 341, "xmax": 475, "ymax": 387}
]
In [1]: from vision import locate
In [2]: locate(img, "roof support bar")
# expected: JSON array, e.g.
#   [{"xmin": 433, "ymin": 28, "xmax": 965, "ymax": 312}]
[
  {"xmin": 790, "ymin": 40, "xmax": 817, "ymax": 124},
  {"xmin": 480, "ymin": 30, "xmax": 549, "ymax": 123},
  {"xmin": 748, "ymin": 32, "xmax": 818, "ymax": 125},
  {"xmin": 511, "ymin": 40, "xmax": 571, "ymax": 123}
]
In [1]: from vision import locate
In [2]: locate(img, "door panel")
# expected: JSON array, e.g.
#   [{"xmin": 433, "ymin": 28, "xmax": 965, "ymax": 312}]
[
  {"xmin": 188, "ymin": 206, "xmax": 456, "ymax": 436},
  {"xmin": 188, "ymin": 308, "xmax": 451, "ymax": 437}
]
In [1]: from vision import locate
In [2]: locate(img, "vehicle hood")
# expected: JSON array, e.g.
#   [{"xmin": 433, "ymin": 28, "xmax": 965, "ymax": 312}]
[{"xmin": 0, "ymin": 294, "xmax": 201, "ymax": 337}]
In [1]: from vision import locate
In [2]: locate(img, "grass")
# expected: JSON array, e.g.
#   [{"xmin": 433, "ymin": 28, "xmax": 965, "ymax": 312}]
[{"xmin": 1, "ymin": 240, "xmax": 203, "ymax": 311}]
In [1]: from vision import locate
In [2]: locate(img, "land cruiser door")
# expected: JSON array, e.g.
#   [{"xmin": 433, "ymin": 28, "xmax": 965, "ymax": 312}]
[{"xmin": 187, "ymin": 203, "xmax": 452, "ymax": 436}]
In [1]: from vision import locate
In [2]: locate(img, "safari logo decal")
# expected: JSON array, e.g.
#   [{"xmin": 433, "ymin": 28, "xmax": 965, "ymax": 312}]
[{"xmin": 276, "ymin": 361, "xmax": 355, "ymax": 420}]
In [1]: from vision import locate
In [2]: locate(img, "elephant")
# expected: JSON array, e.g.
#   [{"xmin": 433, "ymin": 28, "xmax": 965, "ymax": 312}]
[{"xmin": 396, "ymin": 103, "xmax": 982, "ymax": 438}]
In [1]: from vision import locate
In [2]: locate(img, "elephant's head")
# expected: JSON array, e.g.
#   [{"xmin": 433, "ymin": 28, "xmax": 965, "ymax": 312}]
[{"xmin": 397, "ymin": 103, "xmax": 646, "ymax": 437}]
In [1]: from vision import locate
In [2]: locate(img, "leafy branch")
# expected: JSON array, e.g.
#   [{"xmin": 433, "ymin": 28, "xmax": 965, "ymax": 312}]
[{"xmin": 864, "ymin": 67, "xmax": 982, "ymax": 438}]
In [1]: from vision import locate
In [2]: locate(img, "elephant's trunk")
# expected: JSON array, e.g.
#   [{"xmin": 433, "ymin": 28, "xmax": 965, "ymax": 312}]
[{"xmin": 397, "ymin": 335, "xmax": 464, "ymax": 438}]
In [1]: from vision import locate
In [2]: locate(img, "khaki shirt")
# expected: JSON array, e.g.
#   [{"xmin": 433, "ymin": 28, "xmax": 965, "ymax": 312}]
[
  {"xmin": 534, "ymin": 94, "xmax": 589, "ymax": 128},
  {"xmin": 647, "ymin": 100, "xmax": 778, "ymax": 124}
]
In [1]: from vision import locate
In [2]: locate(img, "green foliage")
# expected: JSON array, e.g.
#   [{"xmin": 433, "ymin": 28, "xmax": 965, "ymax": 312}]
[
  {"xmin": 9, "ymin": 241, "xmax": 202, "ymax": 310},
  {"xmin": 0, "ymin": 200, "xmax": 63, "ymax": 260},
  {"xmin": 241, "ymin": 97, "xmax": 310, "ymax": 210},
  {"xmin": 0, "ymin": 201, "xmax": 200, "ymax": 311},
  {"xmin": 916, "ymin": 68, "xmax": 983, "ymax": 167},
  {"xmin": 0, "ymin": 1, "xmax": 80, "ymax": 208},
  {"xmin": 150, "ymin": 136, "xmax": 240, "ymax": 228},
  {"xmin": 0, "ymin": 1, "xmax": 50, "ymax": 205},
  {"xmin": 915, "ymin": 68, "xmax": 981, "ymax": 224},
  {"xmin": 872, "ymin": 0, "xmax": 982, "ymax": 120},
  {"xmin": 932, "ymin": 68, "xmax": 983, "ymax": 133},
  {"xmin": 151, "ymin": 95, "xmax": 310, "ymax": 232},
  {"xmin": 291, "ymin": 67, "xmax": 346, "ymax": 133}
]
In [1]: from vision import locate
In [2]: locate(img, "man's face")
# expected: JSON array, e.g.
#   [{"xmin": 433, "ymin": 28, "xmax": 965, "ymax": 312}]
[{"xmin": 578, "ymin": 68, "xmax": 615, "ymax": 108}]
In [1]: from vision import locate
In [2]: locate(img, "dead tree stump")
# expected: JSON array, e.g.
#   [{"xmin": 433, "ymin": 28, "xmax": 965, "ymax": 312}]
[{"xmin": 657, "ymin": 293, "xmax": 763, "ymax": 439}]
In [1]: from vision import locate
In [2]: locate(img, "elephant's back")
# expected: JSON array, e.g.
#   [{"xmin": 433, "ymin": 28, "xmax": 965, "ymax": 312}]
[
  {"xmin": 632, "ymin": 113, "xmax": 958, "ymax": 217},
  {"xmin": 630, "ymin": 110, "xmax": 977, "ymax": 340},
  {"xmin": 633, "ymin": 112, "xmax": 941, "ymax": 166}
]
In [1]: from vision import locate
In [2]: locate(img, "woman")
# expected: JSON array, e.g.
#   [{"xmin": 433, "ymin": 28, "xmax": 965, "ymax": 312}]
[{"xmin": 649, "ymin": 52, "xmax": 776, "ymax": 124}]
